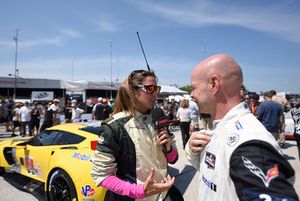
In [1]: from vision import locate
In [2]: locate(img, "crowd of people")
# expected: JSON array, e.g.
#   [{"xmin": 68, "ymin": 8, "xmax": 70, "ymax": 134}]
[
  {"xmin": 0, "ymin": 53, "xmax": 299, "ymax": 200},
  {"xmin": 0, "ymin": 97, "xmax": 113, "ymax": 137}
]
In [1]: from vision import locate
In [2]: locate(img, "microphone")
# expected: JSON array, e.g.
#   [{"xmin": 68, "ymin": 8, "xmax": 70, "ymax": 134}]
[{"xmin": 151, "ymin": 107, "xmax": 179, "ymax": 152}]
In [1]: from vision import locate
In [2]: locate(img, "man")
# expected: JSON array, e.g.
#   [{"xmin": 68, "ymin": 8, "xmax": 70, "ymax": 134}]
[
  {"xmin": 94, "ymin": 98, "xmax": 112, "ymax": 121},
  {"xmin": 19, "ymin": 101, "xmax": 31, "ymax": 136},
  {"xmin": 71, "ymin": 101, "xmax": 85, "ymax": 122},
  {"xmin": 92, "ymin": 97, "xmax": 102, "ymax": 120},
  {"xmin": 186, "ymin": 54, "xmax": 298, "ymax": 200},
  {"xmin": 49, "ymin": 99, "xmax": 61, "ymax": 125},
  {"xmin": 255, "ymin": 91, "xmax": 284, "ymax": 147},
  {"xmin": 270, "ymin": 90, "xmax": 288, "ymax": 147},
  {"xmin": 189, "ymin": 98, "xmax": 199, "ymax": 132}
]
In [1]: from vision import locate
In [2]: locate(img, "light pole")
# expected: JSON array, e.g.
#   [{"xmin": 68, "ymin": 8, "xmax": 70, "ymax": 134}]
[
  {"xmin": 13, "ymin": 29, "xmax": 19, "ymax": 100},
  {"xmin": 110, "ymin": 41, "xmax": 113, "ymax": 100}
]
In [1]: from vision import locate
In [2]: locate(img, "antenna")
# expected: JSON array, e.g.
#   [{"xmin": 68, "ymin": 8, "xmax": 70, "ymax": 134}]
[{"xmin": 136, "ymin": 31, "xmax": 151, "ymax": 71}]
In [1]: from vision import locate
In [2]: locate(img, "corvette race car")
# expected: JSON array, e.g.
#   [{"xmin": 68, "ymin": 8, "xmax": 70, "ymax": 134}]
[{"xmin": 0, "ymin": 123, "xmax": 106, "ymax": 201}]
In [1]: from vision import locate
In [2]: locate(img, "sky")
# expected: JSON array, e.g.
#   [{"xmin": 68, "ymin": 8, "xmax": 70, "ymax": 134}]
[{"xmin": 0, "ymin": 0, "xmax": 300, "ymax": 93}]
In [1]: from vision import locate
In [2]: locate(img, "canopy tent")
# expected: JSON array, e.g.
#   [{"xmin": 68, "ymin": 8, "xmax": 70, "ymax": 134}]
[
  {"xmin": 60, "ymin": 80, "xmax": 121, "ymax": 91},
  {"xmin": 159, "ymin": 85, "xmax": 188, "ymax": 96}
]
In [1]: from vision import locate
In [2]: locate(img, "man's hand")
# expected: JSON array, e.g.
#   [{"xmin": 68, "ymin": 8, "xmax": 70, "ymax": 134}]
[
  {"xmin": 189, "ymin": 130, "xmax": 212, "ymax": 153},
  {"xmin": 144, "ymin": 169, "xmax": 175, "ymax": 197}
]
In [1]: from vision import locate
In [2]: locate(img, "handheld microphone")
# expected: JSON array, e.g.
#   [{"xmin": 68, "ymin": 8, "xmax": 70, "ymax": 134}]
[{"xmin": 151, "ymin": 107, "xmax": 179, "ymax": 152}]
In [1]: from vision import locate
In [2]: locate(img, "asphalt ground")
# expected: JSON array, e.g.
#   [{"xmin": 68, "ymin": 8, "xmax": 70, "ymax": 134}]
[{"xmin": 0, "ymin": 125, "xmax": 299, "ymax": 201}]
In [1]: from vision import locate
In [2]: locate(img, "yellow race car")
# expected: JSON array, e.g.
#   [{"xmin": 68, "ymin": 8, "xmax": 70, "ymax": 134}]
[{"xmin": 0, "ymin": 123, "xmax": 106, "ymax": 201}]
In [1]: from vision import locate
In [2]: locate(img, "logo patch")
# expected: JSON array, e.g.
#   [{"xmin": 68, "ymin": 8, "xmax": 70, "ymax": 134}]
[
  {"xmin": 227, "ymin": 134, "xmax": 239, "ymax": 146},
  {"xmin": 205, "ymin": 152, "xmax": 216, "ymax": 169},
  {"xmin": 201, "ymin": 174, "xmax": 217, "ymax": 192},
  {"xmin": 242, "ymin": 156, "xmax": 279, "ymax": 187},
  {"xmin": 81, "ymin": 185, "xmax": 95, "ymax": 196},
  {"xmin": 235, "ymin": 120, "xmax": 243, "ymax": 130},
  {"xmin": 72, "ymin": 152, "xmax": 91, "ymax": 161}
]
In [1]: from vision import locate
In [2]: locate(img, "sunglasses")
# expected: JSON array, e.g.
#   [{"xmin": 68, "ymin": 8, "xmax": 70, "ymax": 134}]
[
  {"xmin": 128, "ymin": 70, "xmax": 148, "ymax": 84},
  {"xmin": 135, "ymin": 84, "xmax": 161, "ymax": 94}
]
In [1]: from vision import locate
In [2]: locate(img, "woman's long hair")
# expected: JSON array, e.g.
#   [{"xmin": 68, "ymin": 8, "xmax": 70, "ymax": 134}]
[{"xmin": 113, "ymin": 70, "xmax": 157, "ymax": 116}]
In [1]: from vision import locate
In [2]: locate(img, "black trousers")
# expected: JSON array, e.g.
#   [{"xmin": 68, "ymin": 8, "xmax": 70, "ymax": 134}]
[
  {"xmin": 294, "ymin": 133, "xmax": 300, "ymax": 160},
  {"xmin": 179, "ymin": 121, "xmax": 190, "ymax": 149}
]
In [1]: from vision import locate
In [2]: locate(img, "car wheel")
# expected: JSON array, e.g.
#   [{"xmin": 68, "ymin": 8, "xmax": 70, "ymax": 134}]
[
  {"xmin": 0, "ymin": 167, "xmax": 5, "ymax": 176},
  {"xmin": 47, "ymin": 169, "xmax": 77, "ymax": 201}
]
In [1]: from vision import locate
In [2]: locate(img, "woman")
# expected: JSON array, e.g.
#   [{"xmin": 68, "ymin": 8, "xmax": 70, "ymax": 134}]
[
  {"xmin": 176, "ymin": 99, "xmax": 191, "ymax": 149},
  {"xmin": 91, "ymin": 70, "xmax": 178, "ymax": 201}
]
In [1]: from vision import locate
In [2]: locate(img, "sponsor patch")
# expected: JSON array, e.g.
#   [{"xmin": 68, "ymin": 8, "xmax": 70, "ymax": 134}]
[
  {"xmin": 205, "ymin": 152, "xmax": 216, "ymax": 170},
  {"xmin": 235, "ymin": 120, "xmax": 243, "ymax": 130},
  {"xmin": 24, "ymin": 156, "xmax": 41, "ymax": 177},
  {"xmin": 242, "ymin": 156, "xmax": 279, "ymax": 187},
  {"xmin": 72, "ymin": 152, "xmax": 91, "ymax": 161},
  {"xmin": 81, "ymin": 185, "xmax": 95, "ymax": 197},
  {"xmin": 227, "ymin": 134, "xmax": 239, "ymax": 146},
  {"xmin": 201, "ymin": 174, "xmax": 217, "ymax": 192}
]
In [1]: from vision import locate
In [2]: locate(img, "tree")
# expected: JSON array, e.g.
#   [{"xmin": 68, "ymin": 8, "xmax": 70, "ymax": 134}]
[{"xmin": 179, "ymin": 85, "xmax": 191, "ymax": 94}]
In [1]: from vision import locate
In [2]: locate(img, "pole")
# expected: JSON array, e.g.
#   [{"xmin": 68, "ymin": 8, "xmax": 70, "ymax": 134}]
[
  {"xmin": 110, "ymin": 41, "xmax": 112, "ymax": 100},
  {"xmin": 13, "ymin": 29, "xmax": 19, "ymax": 100}
]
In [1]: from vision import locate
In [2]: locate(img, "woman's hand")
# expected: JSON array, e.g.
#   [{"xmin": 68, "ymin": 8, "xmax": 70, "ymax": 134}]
[
  {"xmin": 156, "ymin": 128, "xmax": 172, "ymax": 151},
  {"xmin": 144, "ymin": 169, "xmax": 175, "ymax": 197}
]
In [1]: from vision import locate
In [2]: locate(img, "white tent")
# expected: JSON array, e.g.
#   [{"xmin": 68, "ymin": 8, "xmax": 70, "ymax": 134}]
[{"xmin": 160, "ymin": 85, "xmax": 188, "ymax": 95}]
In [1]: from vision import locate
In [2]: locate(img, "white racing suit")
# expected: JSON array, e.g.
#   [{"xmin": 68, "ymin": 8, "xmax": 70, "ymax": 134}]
[{"xmin": 186, "ymin": 102, "xmax": 298, "ymax": 201}]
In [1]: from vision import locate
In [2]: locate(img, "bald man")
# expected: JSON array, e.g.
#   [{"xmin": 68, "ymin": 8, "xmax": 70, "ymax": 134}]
[{"xmin": 186, "ymin": 54, "xmax": 298, "ymax": 201}]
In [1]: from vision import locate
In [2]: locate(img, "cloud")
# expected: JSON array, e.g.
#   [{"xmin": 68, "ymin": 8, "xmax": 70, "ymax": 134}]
[
  {"xmin": 61, "ymin": 29, "xmax": 82, "ymax": 38},
  {"xmin": 132, "ymin": 0, "xmax": 300, "ymax": 43},
  {"xmin": 0, "ymin": 29, "xmax": 82, "ymax": 50},
  {"xmin": 93, "ymin": 14, "xmax": 121, "ymax": 32}
]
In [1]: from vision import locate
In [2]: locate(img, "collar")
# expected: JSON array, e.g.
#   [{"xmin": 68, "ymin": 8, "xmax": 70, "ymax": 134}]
[{"xmin": 216, "ymin": 102, "xmax": 250, "ymax": 128}]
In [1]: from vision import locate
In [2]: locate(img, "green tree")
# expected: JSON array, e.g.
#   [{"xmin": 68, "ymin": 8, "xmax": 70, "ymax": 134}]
[{"xmin": 179, "ymin": 85, "xmax": 191, "ymax": 94}]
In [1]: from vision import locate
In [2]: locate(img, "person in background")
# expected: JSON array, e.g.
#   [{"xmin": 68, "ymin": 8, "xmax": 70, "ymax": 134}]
[
  {"xmin": 189, "ymin": 98, "xmax": 199, "ymax": 132},
  {"xmin": 91, "ymin": 70, "xmax": 178, "ymax": 201},
  {"xmin": 19, "ymin": 101, "xmax": 32, "ymax": 137},
  {"xmin": 186, "ymin": 53, "xmax": 297, "ymax": 201},
  {"xmin": 39, "ymin": 101, "xmax": 54, "ymax": 132},
  {"xmin": 11, "ymin": 102, "xmax": 22, "ymax": 137},
  {"xmin": 248, "ymin": 93, "xmax": 260, "ymax": 114},
  {"xmin": 270, "ymin": 90, "xmax": 288, "ymax": 147},
  {"xmin": 64, "ymin": 100, "xmax": 72, "ymax": 123},
  {"xmin": 71, "ymin": 101, "xmax": 85, "ymax": 122},
  {"xmin": 7, "ymin": 99, "xmax": 14, "ymax": 132},
  {"xmin": 255, "ymin": 91, "xmax": 284, "ymax": 147},
  {"xmin": 270, "ymin": 90, "xmax": 288, "ymax": 110},
  {"xmin": 93, "ymin": 98, "xmax": 113, "ymax": 121},
  {"xmin": 291, "ymin": 98, "xmax": 300, "ymax": 159},
  {"xmin": 0, "ymin": 99, "xmax": 11, "ymax": 132},
  {"xmin": 29, "ymin": 102, "xmax": 42, "ymax": 135},
  {"xmin": 176, "ymin": 99, "xmax": 192, "ymax": 149},
  {"xmin": 49, "ymin": 99, "xmax": 61, "ymax": 126},
  {"xmin": 92, "ymin": 97, "xmax": 103, "ymax": 120}
]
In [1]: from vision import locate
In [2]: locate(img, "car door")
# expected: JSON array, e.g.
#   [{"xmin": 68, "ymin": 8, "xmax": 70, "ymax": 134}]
[{"xmin": 15, "ymin": 130, "xmax": 63, "ymax": 182}]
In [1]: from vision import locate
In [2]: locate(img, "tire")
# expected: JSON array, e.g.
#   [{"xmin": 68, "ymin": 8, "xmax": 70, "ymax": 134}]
[
  {"xmin": 0, "ymin": 167, "xmax": 5, "ymax": 176},
  {"xmin": 47, "ymin": 169, "xmax": 77, "ymax": 201}
]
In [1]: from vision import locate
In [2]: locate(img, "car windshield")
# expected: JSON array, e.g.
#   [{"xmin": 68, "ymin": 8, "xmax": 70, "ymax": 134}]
[{"xmin": 79, "ymin": 126, "xmax": 100, "ymax": 135}]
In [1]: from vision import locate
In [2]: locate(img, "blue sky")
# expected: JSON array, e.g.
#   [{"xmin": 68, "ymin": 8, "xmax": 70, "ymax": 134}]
[{"xmin": 0, "ymin": 0, "xmax": 299, "ymax": 93}]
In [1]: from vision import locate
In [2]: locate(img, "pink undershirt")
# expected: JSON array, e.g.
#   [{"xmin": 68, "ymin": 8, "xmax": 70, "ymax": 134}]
[{"xmin": 99, "ymin": 148, "xmax": 178, "ymax": 199}]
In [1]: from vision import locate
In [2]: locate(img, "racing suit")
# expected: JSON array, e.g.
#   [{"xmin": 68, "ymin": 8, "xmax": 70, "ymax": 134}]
[
  {"xmin": 91, "ymin": 111, "xmax": 178, "ymax": 201},
  {"xmin": 186, "ymin": 102, "xmax": 298, "ymax": 201}
]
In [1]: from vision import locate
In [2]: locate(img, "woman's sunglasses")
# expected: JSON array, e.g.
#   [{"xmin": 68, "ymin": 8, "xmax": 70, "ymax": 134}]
[{"xmin": 135, "ymin": 84, "xmax": 161, "ymax": 94}]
